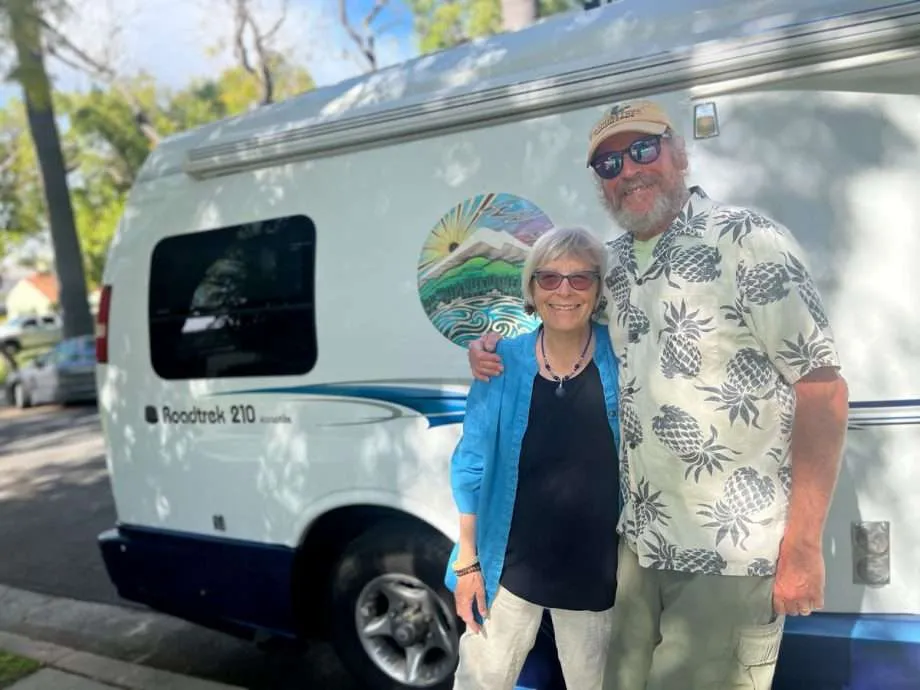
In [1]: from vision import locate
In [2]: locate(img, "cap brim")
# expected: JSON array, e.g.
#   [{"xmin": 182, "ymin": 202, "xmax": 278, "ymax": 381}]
[{"xmin": 586, "ymin": 121, "xmax": 669, "ymax": 164}]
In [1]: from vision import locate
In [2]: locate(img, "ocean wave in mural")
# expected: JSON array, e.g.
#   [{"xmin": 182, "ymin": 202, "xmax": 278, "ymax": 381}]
[{"xmin": 417, "ymin": 192, "xmax": 554, "ymax": 347}]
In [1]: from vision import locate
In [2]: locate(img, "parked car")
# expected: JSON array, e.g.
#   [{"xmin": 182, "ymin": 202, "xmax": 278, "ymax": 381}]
[
  {"xmin": 0, "ymin": 314, "xmax": 62, "ymax": 355},
  {"xmin": 5, "ymin": 336, "xmax": 97, "ymax": 408}
]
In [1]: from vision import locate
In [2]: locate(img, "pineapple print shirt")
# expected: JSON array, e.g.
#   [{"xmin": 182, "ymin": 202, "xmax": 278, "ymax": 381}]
[{"xmin": 602, "ymin": 186, "xmax": 840, "ymax": 577}]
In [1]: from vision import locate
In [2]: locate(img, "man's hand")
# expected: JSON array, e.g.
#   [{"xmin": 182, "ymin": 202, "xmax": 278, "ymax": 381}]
[
  {"xmin": 773, "ymin": 538, "xmax": 825, "ymax": 616},
  {"xmin": 455, "ymin": 570, "xmax": 488, "ymax": 633},
  {"xmin": 468, "ymin": 332, "xmax": 504, "ymax": 382}
]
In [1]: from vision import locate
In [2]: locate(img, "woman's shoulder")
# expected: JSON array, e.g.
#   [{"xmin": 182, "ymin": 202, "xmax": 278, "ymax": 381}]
[
  {"xmin": 592, "ymin": 320, "xmax": 612, "ymax": 345},
  {"xmin": 495, "ymin": 327, "xmax": 539, "ymax": 358}
]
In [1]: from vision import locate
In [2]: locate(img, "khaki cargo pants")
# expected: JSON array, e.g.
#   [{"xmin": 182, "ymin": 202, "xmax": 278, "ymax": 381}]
[
  {"xmin": 602, "ymin": 541, "xmax": 785, "ymax": 690},
  {"xmin": 453, "ymin": 586, "xmax": 615, "ymax": 690}
]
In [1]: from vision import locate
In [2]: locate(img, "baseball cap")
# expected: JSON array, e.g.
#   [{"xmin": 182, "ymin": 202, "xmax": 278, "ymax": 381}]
[{"xmin": 586, "ymin": 99, "xmax": 675, "ymax": 164}]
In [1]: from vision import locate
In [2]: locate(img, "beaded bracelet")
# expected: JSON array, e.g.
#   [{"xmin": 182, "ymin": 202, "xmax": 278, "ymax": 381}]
[
  {"xmin": 454, "ymin": 562, "xmax": 481, "ymax": 577},
  {"xmin": 452, "ymin": 556, "xmax": 479, "ymax": 572}
]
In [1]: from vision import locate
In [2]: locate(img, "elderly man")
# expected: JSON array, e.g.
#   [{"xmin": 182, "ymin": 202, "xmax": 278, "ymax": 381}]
[{"xmin": 466, "ymin": 99, "xmax": 849, "ymax": 689}]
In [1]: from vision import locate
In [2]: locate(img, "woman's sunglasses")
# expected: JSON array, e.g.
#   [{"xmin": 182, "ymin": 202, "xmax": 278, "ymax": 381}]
[
  {"xmin": 533, "ymin": 270, "xmax": 599, "ymax": 291},
  {"xmin": 589, "ymin": 133, "xmax": 668, "ymax": 180}
]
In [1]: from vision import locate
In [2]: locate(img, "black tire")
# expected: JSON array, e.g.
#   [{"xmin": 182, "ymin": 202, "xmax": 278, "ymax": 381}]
[
  {"xmin": 329, "ymin": 519, "xmax": 462, "ymax": 690},
  {"xmin": 1, "ymin": 340, "xmax": 20, "ymax": 356}
]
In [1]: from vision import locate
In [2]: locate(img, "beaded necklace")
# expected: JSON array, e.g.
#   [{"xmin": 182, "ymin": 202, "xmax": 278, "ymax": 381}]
[{"xmin": 539, "ymin": 326, "xmax": 593, "ymax": 398}]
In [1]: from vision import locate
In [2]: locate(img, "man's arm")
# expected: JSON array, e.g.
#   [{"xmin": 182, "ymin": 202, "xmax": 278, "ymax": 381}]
[
  {"xmin": 468, "ymin": 332, "xmax": 504, "ymax": 382},
  {"xmin": 773, "ymin": 366, "xmax": 848, "ymax": 616},
  {"xmin": 732, "ymin": 223, "xmax": 847, "ymax": 616},
  {"xmin": 785, "ymin": 367, "xmax": 849, "ymax": 550}
]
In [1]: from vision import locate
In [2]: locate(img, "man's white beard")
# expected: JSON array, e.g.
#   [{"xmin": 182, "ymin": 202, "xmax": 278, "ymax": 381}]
[{"xmin": 598, "ymin": 174, "xmax": 687, "ymax": 238}]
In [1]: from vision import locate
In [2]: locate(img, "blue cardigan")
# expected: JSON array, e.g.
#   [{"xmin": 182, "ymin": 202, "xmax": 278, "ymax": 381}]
[{"xmin": 444, "ymin": 322, "xmax": 621, "ymax": 611}]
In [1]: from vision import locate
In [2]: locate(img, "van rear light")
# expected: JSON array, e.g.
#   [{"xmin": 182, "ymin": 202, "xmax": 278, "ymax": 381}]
[{"xmin": 96, "ymin": 284, "xmax": 112, "ymax": 363}]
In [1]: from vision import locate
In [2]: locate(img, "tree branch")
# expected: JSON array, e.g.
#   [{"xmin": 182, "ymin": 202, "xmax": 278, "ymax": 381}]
[
  {"xmin": 40, "ymin": 17, "xmax": 161, "ymax": 146},
  {"xmin": 263, "ymin": 0, "xmax": 288, "ymax": 41},
  {"xmin": 229, "ymin": 0, "xmax": 279, "ymax": 106},
  {"xmin": 339, "ymin": 0, "xmax": 390, "ymax": 72},
  {"xmin": 233, "ymin": 0, "xmax": 255, "ymax": 76}
]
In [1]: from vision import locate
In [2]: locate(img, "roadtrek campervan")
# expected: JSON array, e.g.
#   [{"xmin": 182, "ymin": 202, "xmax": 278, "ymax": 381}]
[{"xmin": 95, "ymin": 0, "xmax": 920, "ymax": 687}]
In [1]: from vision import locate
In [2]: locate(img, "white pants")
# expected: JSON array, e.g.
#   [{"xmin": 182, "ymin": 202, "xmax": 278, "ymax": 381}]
[{"xmin": 453, "ymin": 586, "xmax": 615, "ymax": 690}]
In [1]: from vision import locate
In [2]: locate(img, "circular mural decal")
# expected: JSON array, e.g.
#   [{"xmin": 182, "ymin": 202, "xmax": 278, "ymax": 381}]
[{"xmin": 417, "ymin": 192, "xmax": 554, "ymax": 347}]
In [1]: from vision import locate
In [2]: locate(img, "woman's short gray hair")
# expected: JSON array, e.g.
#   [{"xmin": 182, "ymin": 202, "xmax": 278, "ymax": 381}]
[{"xmin": 521, "ymin": 226, "xmax": 608, "ymax": 314}]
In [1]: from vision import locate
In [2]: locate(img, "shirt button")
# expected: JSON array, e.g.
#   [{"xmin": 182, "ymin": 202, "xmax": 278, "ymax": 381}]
[
  {"xmin": 624, "ymin": 386, "xmax": 634, "ymax": 395},
  {"xmin": 635, "ymin": 278, "xmax": 644, "ymax": 285},
  {"xmin": 629, "ymin": 442, "xmax": 638, "ymax": 449}
]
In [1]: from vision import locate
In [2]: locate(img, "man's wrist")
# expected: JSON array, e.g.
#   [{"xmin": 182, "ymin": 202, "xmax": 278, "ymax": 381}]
[{"xmin": 782, "ymin": 527, "xmax": 823, "ymax": 552}]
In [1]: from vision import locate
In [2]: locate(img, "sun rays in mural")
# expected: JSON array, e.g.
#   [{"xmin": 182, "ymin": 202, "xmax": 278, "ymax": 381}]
[
  {"xmin": 418, "ymin": 193, "xmax": 496, "ymax": 275},
  {"xmin": 416, "ymin": 192, "xmax": 554, "ymax": 347}
]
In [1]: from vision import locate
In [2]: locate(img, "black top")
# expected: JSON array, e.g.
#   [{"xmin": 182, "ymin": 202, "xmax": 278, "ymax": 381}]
[{"xmin": 501, "ymin": 360, "xmax": 620, "ymax": 611}]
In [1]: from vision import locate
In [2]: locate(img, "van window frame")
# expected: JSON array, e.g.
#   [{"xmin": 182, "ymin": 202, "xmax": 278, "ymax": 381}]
[{"xmin": 147, "ymin": 213, "xmax": 318, "ymax": 381}]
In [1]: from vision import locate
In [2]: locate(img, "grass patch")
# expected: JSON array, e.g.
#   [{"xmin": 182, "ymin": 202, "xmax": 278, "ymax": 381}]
[{"xmin": 0, "ymin": 650, "xmax": 41, "ymax": 688}]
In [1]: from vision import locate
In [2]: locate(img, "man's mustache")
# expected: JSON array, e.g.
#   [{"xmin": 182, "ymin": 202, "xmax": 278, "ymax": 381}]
[{"xmin": 616, "ymin": 174, "xmax": 660, "ymax": 202}]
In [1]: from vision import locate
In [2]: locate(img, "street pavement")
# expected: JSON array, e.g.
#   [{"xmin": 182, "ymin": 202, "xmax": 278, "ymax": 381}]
[
  {"xmin": 0, "ymin": 405, "xmax": 119, "ymax": 605},
  {"xmin": 0, "ymin": 405, "xmax": 359, "ymax": 689}
]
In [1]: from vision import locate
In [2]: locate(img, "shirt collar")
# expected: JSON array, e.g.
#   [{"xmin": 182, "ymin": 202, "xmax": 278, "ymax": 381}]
[
  {"xmin": 610, "ymin": 186, "xmax": 712, "ymax": 278},
  {"xmin": 668, "ymin": 185, "xmax": 713, "ymax": 239}
]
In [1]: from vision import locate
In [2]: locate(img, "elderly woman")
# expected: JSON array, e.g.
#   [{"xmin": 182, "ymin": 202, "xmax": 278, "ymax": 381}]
[{"xmin": 444, "ymin": 226, "xmax": 621, "ymax": 690}]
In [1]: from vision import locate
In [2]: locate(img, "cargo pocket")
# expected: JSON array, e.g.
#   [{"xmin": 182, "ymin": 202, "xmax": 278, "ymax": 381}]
[{"xmin": 733, "ymin": 615, "xmax": 784, "ymax": 690}]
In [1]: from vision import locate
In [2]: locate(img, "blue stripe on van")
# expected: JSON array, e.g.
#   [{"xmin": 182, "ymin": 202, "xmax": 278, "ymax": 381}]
[
  {"xmin": 224, "ymin": 384, "xmax": 920, "ymax": 430},
  {"xmin": 222, "ymin": 383, "xmax": 467, "ymax": 427}
]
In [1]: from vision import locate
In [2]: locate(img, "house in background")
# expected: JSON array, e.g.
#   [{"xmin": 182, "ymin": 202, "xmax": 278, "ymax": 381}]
[{"xmin": 4, "ymin": 272, "xmax": 59, "ymax": 319}]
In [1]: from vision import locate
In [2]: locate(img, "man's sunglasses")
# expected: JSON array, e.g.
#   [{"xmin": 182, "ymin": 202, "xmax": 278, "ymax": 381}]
[
  {"xmin": 533, "ymin": 270, "xmax": 599, "ymax": 291},
  {"xmin": 589, "ymin": 133, "xmax": 669, "ymax": 180}
]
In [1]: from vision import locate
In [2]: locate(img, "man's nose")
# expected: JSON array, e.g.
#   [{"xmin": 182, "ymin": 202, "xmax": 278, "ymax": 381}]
[{"xmin": 619, "ymin": 154, "xmax": 643, "ymax": 178}]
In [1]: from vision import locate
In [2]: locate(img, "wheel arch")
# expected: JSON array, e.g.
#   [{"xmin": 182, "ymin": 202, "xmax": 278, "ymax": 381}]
[{"xmin": 291, "ymin": 503, "xmax": 453, "ymax": 637}]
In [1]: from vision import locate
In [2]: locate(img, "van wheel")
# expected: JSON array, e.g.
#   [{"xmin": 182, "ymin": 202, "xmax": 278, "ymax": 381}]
[
  {"xmin": 12, "ymin": 383, "xmax": 30, "ymax": 409},
  {"xmin": 2, "ymin": 340, "xmax": 20, "ymax": 356},
  {"xmin": 329, "ymin": 520, "xmax": 461, "ymax": 690}
]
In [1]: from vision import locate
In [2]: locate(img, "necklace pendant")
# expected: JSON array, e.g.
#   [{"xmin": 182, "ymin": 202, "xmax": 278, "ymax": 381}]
[{"xmin": 554, "ymin": 383, "xmax": 566, "ymax": 398}]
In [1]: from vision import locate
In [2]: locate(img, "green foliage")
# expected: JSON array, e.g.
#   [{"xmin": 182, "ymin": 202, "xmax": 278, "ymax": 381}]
[
  {"xmin": 0, "ymin": 99, "xmax": 45, "ymax": 253},
  {"xmin": 0, "ymin": 52, "xmax": 315, "ymax": 286},
  {"xmin": 407, "ymin": 0, "xmax": 578, "ymax": 53},
  {"xmin": 0, "ymin": 0, "xmax": 575, "ymax": 295}
]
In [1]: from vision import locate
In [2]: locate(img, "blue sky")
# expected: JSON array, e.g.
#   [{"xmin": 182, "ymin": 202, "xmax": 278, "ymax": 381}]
[{"xmin": 1, "ymin": 0, "xmax": 419, "ymax": 105}]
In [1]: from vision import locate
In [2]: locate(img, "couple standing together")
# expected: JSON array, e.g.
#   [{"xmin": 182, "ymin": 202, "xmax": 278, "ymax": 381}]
[{"xmin": 443, "ymin": 99, "xmax": 850, "ymax": 690}]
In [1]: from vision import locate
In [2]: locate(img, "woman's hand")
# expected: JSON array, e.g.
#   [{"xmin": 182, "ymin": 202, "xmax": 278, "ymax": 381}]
[{"xmin": 454, "ymin": 569, "xmax": 488, "ymax": 633}]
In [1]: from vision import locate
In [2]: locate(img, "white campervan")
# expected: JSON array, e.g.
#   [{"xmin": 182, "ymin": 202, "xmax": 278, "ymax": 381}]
[{"xmin": 95, "ymin": 1, "xmax": 920, "ymax": 688}]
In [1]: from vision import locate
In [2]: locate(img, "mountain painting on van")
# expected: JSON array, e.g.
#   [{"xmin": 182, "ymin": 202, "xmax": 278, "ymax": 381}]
[{"xmin": 417, "ymin": 192, "xmax": 552, "ymax": 347}]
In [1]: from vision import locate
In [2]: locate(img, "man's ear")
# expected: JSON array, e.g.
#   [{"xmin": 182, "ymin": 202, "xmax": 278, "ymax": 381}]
[{"xmin": 674, "ymin": 147, "xmax": 689, "ymax": 173}]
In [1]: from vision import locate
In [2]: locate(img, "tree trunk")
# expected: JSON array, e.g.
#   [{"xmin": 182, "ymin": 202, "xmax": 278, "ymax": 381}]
[
  {"xmin": 501, "ymin": 0, "xmax": 538, "ymax": 31},
  {"xmin": 9, "ymin": 0, "xmax": 94, "ymax": 339}
]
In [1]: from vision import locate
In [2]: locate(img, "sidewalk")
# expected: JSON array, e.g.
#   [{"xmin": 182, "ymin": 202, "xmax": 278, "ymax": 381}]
[{"xmin": 0, "ymin": 630, "xmax": 245, "ymax": 690}]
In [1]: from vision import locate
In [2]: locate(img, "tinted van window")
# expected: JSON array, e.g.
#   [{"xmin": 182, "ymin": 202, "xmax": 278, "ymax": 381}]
[{"xmin": 149, "ymin": 215, "xmax": 317, "ymax": 380}]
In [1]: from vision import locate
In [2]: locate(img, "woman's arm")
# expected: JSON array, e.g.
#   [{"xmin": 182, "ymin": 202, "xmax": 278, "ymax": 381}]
[
  {"xmin": 450, "ymin": 343, "xmax": 507, "ymax": 630},
  {"xmin": 457, "ymin": 513, "xmax": 477, "ymax": 565},
  {"xmin": 450, "ymin": 344, "xmax": 507, "ymax": 527}
]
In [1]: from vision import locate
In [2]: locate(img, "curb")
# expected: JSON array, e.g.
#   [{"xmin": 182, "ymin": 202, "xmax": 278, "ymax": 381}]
[{"xmin": 0, "ymin": 630, "xmax": 245, "ymax": 690}]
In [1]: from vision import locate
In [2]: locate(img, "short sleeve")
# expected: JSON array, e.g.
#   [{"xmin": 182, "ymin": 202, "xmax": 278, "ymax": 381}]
[{"xmin": 735, "ymin": 223, "xmax": 840, "ymax": 385}]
